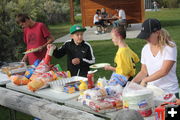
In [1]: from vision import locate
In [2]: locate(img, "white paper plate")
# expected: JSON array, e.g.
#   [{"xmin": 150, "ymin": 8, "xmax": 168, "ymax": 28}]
[{"xmin": 90, "ymin": 63, "xmax": 110, "ymax": 69}]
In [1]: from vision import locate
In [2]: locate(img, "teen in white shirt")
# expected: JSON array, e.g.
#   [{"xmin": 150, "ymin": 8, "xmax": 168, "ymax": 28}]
[
  {"xmin": 113, "ymin": 9, "xmax": 126, "ymax": 27},
  {"xmin": 118, "ymin": 9, "xmax": 126, "ymax": 20},
  {"xmin": 133, "ymin": 18, "xmax": 179, "ymax": 98},
  {"xmin": 93, "ymin": 9, "xmax": 106, "ymax": 34}
]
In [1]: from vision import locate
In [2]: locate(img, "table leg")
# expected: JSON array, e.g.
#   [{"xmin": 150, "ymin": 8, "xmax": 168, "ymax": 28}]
[{"xmin": 9, "ymin": 109, "xmax": 16, "ymax": 120}]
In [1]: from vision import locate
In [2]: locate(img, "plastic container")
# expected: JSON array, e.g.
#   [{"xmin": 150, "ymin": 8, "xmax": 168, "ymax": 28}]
[
  {"xmin": 49, "ymin": 76, "xmax": 87, "ymax": 91},
  {"xmin": 123, "ymin": 89, "xmax": 154, "ymax": 117}
]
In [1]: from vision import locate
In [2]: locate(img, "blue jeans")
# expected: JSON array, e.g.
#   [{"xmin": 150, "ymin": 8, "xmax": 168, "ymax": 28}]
[{"xmin": 113, "ymin": 19, "xmax": 126, "ymax": 27}]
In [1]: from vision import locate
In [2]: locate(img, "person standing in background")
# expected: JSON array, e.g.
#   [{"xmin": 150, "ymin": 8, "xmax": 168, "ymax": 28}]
[{"xmin": 152, "ymin": 0, "xmax": 158, "ymax": 11}]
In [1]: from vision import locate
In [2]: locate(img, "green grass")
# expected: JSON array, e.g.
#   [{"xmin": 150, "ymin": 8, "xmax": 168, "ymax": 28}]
[
  {"xmin": 49, "ymin": 23, "xmax": 71, "ymax": 39},
  {"xmin": 48, "ymin": 16, "xmax": 82, "ymax": 39},
  {"xmin": 1, "ymin": 8, "xmax": 180, "ymax": 120},
  {"xmin": 0, "ymin": 106, "xmax": 33, "ymax": 120}
]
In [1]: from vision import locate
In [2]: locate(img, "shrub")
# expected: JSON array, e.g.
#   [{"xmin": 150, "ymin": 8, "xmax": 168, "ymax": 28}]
[
  {"xmin": 159, "ymin": 0, "xmax": 179, "ymax": 8},
  {"xmin": 0, "ymin": 0, "xmax": 70, "ymax": 62}
]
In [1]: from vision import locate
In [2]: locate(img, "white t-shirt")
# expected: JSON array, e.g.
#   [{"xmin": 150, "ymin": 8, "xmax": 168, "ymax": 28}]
[
  {"xmin": 93, "ymin": 14, "xmax": 101, "ymax": 24},
  {"xmin": 141, "ymin": 43, "xmax": 179, "ymax": 94},
  {"xmin": 118, "ymin": 9, "xmax": 126, "ymax": 20},
  {"xmin": 153, "ymin": 1, "xmax": 157, "ymax": 7}
]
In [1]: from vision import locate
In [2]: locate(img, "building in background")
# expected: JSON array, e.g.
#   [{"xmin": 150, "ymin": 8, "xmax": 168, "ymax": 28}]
[{"xmin": 144, "ymin": 0, "xmax": 153, "ymax": 9}]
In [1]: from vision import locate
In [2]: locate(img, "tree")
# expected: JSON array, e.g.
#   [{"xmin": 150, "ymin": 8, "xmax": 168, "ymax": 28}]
[
  {"xmin": 158, "ymin": 0, "xmax": 179, "ymax": 8},
  {"xmin": 0, "ymin": 0, "xmax": 70, "ymax": 62}
]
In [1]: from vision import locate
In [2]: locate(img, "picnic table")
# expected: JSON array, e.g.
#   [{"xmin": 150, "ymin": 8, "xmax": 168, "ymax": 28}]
[
  {"xmin": 0, "ymin": 72, "xmax": 10, "ymax": 85},
  {"xmin": 0, "ymin": 72, "xmax": 155, "ymax": 120},
  {"xmin": 102, "ymin": 17, "xmax": 118, "ymax": 21},
  {"xmin": 101, "ymin": 17, "xmax": 118, "ymax": 25},
  {"xmin": 6, "ymin": 82, "xmax": 80, "ymax": 104}
]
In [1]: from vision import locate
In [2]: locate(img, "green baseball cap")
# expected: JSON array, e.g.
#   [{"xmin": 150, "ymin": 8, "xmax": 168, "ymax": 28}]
[{"xmin": 70, "ymin": 25, "xmax": 86, "ymax": 34}]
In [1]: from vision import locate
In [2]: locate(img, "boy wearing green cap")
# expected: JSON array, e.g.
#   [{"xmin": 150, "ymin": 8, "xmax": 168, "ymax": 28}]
[{"xmin": 47, "ymin": 25, "xmax": 95, "ymax": 77}]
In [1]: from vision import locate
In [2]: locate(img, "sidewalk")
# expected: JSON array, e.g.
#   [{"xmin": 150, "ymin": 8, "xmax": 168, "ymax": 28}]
[{"xmin": 54, "ymin": 23, "xmax": 142, "ymax": 43}]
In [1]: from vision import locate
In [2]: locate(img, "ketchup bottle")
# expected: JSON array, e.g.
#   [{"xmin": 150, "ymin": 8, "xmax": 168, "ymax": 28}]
[{"xmin": 87, "ymin": 71, "xmax": 94, "ymax": 89}]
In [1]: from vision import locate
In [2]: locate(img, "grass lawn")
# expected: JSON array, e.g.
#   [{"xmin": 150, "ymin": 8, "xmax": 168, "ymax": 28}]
[{"xmin": 0, "ymin": 8, "xmax": 180, "ymax": 120}]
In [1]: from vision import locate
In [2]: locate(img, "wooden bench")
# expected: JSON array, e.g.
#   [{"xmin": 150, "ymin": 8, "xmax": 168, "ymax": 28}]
[{"xmin": 0, "ymin": 87, "xmax": 104, "ymax": 120}]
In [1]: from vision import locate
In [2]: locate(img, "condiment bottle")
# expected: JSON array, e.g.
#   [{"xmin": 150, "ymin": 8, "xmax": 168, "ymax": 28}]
[
  {"xmin": 79, "ymin": 80, "xmax": 88, "ymax": 95},
  {"xmin": 87, "ymin": 71, "xmax": 94, "ymax": 89}
]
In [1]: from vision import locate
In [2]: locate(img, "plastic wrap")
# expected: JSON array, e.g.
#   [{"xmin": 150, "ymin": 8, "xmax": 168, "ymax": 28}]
[
  {"xmin": 34, "ymin": 60, "xmax": 50, "ymax": 74},
  {"xmin": 80, "ymin": 96, "xmax": 123, "ymax": 113},
  {"xmin": 108, "ymin": 73, "xmax": 128, "ymax": 87},
  {"xmin": 10, "ymin": 75, "xmax": 30, "ymax": 85},
  {"xmin": 147, "ymin": 85, "xmax": 176, "ymax": 106},
  {"xmin": 82, "ymin": 88, "xmax": 107, "ymax": 100},
  {"xmin": 28, "ymin": 78, "xmax": 45, "ymax": 92},
  {"xmin": 122, "ymin": 82, "xmax": 154, "ymax": 117},
  {"xmin": 55, "ymin": 71, "xmax": 71, "ymax": 79},
  {"xmin": 28, "ymin": 71, "xmax": 54, "ymax": 92},
  {"xmin": 1, "ymin": 62, "xmax": 27, "ymax": 76},
  {"xmin": 105, "ymin": 85, "xmax": 123, "ymax": 97}
]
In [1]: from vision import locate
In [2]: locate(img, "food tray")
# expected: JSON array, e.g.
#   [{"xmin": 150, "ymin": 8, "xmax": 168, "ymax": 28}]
[{"xmin": 49, "ymin": 76, "xmax": 88, "ymax": 91}]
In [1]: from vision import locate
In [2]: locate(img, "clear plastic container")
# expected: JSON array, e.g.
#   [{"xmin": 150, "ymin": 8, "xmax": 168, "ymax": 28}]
[{"xmin": 49, "ymin": 76, "xmax": 87, "ymax": 91}]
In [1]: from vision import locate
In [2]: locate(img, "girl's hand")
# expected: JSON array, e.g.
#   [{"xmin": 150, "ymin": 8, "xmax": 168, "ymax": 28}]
[
  {"xmin": 104, "ymin": 65, "xmax": 112, "ymax": 71},
  {"xmin": 176, "ymin": 99, "xmax": 180, "ymax": 105},
  {"xmin": 140, "ymin": 79, "xmax": 147, "ymax": 87}
]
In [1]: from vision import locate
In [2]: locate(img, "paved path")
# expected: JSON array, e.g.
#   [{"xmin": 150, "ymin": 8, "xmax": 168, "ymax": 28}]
[{"xmin": 54, "ymin": 23, "xmax": 142, "ymax": 43}]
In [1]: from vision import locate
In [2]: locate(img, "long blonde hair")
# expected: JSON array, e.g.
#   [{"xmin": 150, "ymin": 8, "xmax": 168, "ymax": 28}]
[{"xmin": 158, "ymin": 28, "xmax": 175, "ymax": 51}]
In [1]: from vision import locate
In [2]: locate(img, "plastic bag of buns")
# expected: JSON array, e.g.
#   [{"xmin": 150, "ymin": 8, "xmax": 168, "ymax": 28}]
[
  {"xmin": 10, "ymin": 75, "xmax": 30, "ymax": 85},
  {"xmin": 1, "ymin": 62, "xmax": 27, "ymax": 76},
  {"xmin": 34, "ymin": 60, "xmax": 50, "ymax": 74},
  {"xmin": 28, "ymin": 71, "xmax": 55, "ymax": 92}
]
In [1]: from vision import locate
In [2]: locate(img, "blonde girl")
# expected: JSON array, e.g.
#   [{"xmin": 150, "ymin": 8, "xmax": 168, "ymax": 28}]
[{"xmin": 133, "ymin": 18, "xmax": 179, "ymax": 98}]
